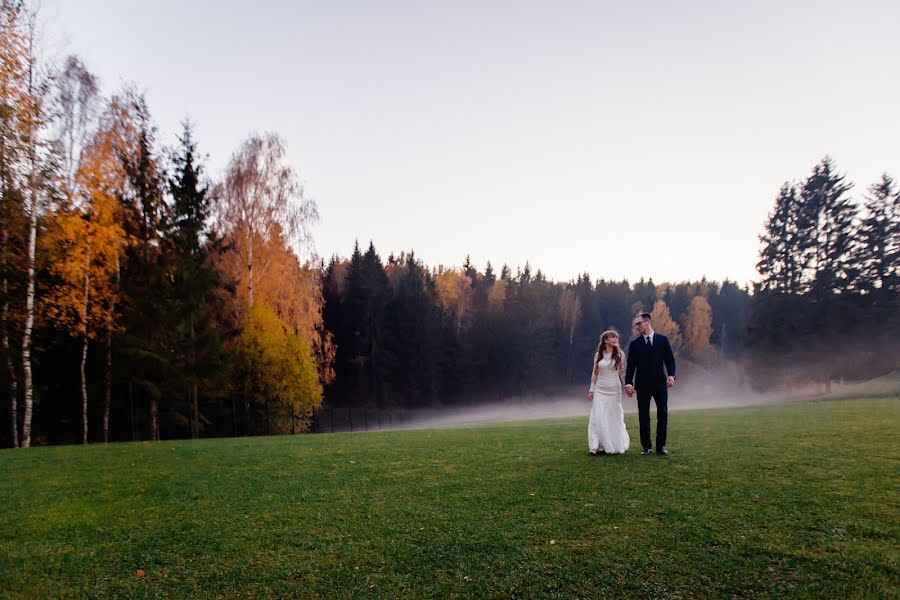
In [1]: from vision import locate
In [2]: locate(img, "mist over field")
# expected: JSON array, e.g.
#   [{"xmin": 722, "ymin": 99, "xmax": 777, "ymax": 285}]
[{"xmin": 395, "ymin": 368, "xmax": 900, "ymax": 431}]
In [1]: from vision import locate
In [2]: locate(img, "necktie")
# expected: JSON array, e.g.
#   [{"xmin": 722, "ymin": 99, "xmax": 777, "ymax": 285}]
[{"xmin": 645, "ymin": 336, "xmax": 651, "ymax": 349}]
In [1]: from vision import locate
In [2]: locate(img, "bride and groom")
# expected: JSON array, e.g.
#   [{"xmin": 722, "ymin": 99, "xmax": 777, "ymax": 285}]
[{"xmin": 587, "ymin": 312, "xmax": 677, "ymax": 456}]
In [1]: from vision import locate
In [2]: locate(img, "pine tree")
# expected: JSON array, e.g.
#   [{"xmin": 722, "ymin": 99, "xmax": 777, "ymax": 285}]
[
  {"xmin": 166, "ymin": 122, "xmax": 227, "ymax": 439},
  {"xmin": 117, "ymin": 90, "xmax": 170, "ymax": 441},
  {"xmin": 364, "ymin": 243, "xmax": 391, "ymax": 404},
  {"xmin": 342, "ymin": 242, "xmax": 390, "ymax": 406},
  {"xmin": 383, "ymin": 254, "xmax": 441, "ymax": 406},
  {"xmin": 800, "ymin": 157, "xmax": 859, "ymax": 297},
  {"xmin": 757, "ymin": 183, "xmax": 803, "ymax": 293},
  {"xmin": 858, "ymin": 173, "xmax": 900, "ymax": 298}
]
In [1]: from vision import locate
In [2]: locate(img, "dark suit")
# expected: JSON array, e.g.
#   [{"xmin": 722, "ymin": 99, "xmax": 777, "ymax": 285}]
[{"xmin": 625, "ymin": 332, "xmax": 676, "ymax": 450}]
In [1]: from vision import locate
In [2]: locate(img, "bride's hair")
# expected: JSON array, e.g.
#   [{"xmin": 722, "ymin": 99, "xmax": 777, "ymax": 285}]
[{"xmin": 594, "ymin": 330, "xmax": 623, "ymax": 374}]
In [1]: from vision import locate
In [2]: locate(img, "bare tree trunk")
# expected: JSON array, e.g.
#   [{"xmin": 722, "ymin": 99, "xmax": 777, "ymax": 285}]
[
  {"xmin": 80, "ymin": 267, "xmax": 90, "ymax": 445},
  {"xmin": 150, "ymin": 397, "xmax": 158, "ymax": 441},
  {"xmin": 2, "ymin": 273, "xmax": 17, "ymax": 448},
  {"xmin": 20, "ymin": 186, "xmax": 36, "ymax": 447},
  {"xmin": 244, "ymin": 230, "xmax": 253, "ymax": 436},
  {"xmin": 0, "ymin": 75, "xmax": 15, "ymax": 448},
  {"xmin": 243, "ymin": 390, "xmax": 251, "ymax": 436},
  {"xmin": 103, "ymin": 326, "xmax": 111, "ymax": 443},
  {"xmin": 21, "ymin": 2, "xmax": 43, "ymax": 448},
  {"xmin": 2, "ymin": 208, "xmax": 18, "ymax": 447},
  {"xmin": 190, "ymin": 314, "xmax": 198, "ymax": 439},
  {"xmin": 80, "ymin": 332, "xmax": 89, "ymax": 444},
  {"xmin": 191, "ymin": 383, "xmax": 199, "ymax": 439},
  {"xmin": 247, "ymin": 230, "xmax": 254, "ymax": 309},
  {"xmin": 103, "ymin": 258, "xmax": 118, "ymax": 444}
]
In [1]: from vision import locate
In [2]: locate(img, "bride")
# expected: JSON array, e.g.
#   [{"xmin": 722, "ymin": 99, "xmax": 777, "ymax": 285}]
[{"xmin": 587, "ymin": 330, "xmax": 630, "ymax": 454}]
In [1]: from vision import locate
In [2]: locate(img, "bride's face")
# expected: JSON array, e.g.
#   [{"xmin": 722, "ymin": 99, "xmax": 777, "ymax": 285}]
[{"xmin": 606, "ymin": 335, "xmax": 619, "ymax": 350}]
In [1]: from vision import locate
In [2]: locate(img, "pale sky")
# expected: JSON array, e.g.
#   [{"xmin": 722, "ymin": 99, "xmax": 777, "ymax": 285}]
[{"xmin": 42, "ymin": 0, "xmax": 900, "ymax": 285}]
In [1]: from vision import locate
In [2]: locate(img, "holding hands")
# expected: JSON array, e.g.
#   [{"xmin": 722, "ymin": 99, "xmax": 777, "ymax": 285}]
[{"xmin": 625, "ymin": 377, "xmax": 674, "ymax": 396}]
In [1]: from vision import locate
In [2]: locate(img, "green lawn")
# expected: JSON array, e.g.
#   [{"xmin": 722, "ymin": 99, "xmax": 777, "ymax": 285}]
[{"xmin": 2, "ymin": 398, "xmax": 898, "ymax": 599}]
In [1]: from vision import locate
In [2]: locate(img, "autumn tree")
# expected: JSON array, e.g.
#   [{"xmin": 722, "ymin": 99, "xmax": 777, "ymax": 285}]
[
  {"xmin": 217, "ymin": 133, "xmax": 328, "ymax": 429},
  {"xmin": 14, "ymin": 3, "xmax": 55, "ymax": 447},
  {"xmin": 44, "ymin": 97, "xmax": 128, "ymax": 444},
  {"xmin": 217, "ymin": 132, "xmax": 317, "ymax": 311},
  {"xmin": 0, "ymin": 0, "xmax": 29, "ymax": 447},
  {"xmin": 650, "ymin": 299, "xmax": 682, "ymax": 351},
  {"xmin": 53, "ymin": 55, "xmax": 99, "ymax": 198},
  {"xmin": 435, "ymin": 266, "xmax": 474, "ymax": 336},
  {"xmin": 487, "ymin": 273, "xmax": 508, "ymax": 314},
  {"xmin": 234, "ymin": 305, "xmax": 322, "ymax": 434},
  {"xmin": 557, "ymin": 287, "xmax": 581, "ymax": 382},
  {"xmin": 682, "ymin": 296, "xmax": 713, "ymax": 362}
]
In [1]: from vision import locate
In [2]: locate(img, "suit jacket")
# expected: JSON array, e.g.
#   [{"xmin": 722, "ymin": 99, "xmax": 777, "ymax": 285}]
[{"xmin": 625, "ymin": 333, "xmax": 676, "ymax": 389}]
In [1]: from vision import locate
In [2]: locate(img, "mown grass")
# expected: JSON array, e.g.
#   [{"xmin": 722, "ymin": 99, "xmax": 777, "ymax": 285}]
[{"xmin": 1, "ymin": 398, "xmax": 898, "ymax": 598}]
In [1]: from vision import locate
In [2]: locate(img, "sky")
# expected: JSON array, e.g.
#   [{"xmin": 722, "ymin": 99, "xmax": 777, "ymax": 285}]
[{"xmin": 40, "ymin": 0, "xmax": 900, "ymax": 285}]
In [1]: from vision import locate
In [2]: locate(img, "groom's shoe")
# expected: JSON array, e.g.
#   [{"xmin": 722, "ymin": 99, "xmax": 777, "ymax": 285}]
[
  {"xmin": 641, "ymin": 448, "xmax": 652, "ymax": 456},
  {"xmin": 656, "ymin": 446, "xmax": 668, "ymax": 456}
]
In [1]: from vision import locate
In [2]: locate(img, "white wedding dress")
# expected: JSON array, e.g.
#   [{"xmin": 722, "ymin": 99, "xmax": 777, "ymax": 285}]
[{"xmin": 587, "ymin": 352, "xmax": 630, "ymax": 454}]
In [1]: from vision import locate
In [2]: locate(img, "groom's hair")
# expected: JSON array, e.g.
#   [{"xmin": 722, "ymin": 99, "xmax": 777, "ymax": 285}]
[{"xmin": 639, "ymin": 313, "xmax": 652, "ymax": 321}]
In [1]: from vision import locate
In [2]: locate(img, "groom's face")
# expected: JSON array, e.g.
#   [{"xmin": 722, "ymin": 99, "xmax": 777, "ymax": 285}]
[{"xmin": 639, "ymin": 319, "xmax": 652, "ymax": 335}]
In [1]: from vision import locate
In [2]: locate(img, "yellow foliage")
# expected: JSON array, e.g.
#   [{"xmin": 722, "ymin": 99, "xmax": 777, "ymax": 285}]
[
  {"xmin": 434, "ymin": 266, "xmax": 474, "ymax": 334},
  {"xmin": 235, "ymin": 304, "xmax": 323, "ymax": 432},
  {"xmin": 488, "ymin": 279, "xmax": 507, "ymax": 313},
  {"xmin": 650, "ymin": 299, "xmax": 682, "ymax": 351},
  {"xmin": 434, "ymin": 266, "xmax": 462, "ymax": 313},
  {"xmin": 217, "ymin": 227, "xmax": 335, "ymax": 388},
  {"xmin": 683, "ymin": 296, "xmax": 714, "ymax": 362}
]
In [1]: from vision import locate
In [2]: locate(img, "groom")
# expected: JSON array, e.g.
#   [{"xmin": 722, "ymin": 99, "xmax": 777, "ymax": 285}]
[{"xmin": 625, "ymin": 313, "xmax": 677, "ymax": 456}]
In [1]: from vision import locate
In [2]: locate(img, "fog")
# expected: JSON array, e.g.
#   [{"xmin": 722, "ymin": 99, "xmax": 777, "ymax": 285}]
[{"xmin": 391, "ymin": 368, "xmax": 899, "ymax": 432}]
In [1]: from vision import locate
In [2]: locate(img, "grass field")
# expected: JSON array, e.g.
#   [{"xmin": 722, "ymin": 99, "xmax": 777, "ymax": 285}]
[{"xmin": 2, "ymin": 398, "xmax": 898, "ymax": 598}]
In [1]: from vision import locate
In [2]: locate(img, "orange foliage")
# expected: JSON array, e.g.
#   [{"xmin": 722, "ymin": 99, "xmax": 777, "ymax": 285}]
[{"xmin": 43, "ymin": 110, "xmax": 128, "ymax": 338}]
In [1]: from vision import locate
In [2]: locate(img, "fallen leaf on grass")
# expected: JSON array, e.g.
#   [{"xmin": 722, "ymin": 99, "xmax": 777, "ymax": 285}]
[
  {"xmin": 550, "ymin": 540, "xmax": 557, "ymax": 545},
  {"xmin": 136, "ymin": 570, "xmax": 145, "ymax": 578}
]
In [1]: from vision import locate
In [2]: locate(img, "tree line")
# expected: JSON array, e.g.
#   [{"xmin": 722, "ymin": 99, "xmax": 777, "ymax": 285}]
[
  {"xmin": 749, "ymin": 156, "xmax": 899, "ymax": 387},
  {"xmin": 321, "ymin": 246, "xmax": 747, "ymax": 409}
]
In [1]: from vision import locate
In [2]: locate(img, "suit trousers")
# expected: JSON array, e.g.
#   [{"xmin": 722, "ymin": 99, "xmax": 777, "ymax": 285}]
[{"xmin": 636, "ymin": 385, "xmax": 668, "ymax": 450}]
